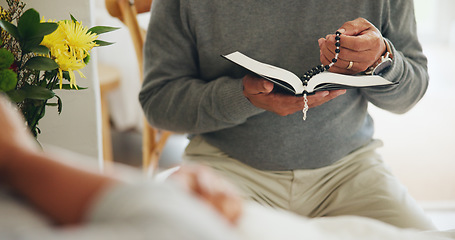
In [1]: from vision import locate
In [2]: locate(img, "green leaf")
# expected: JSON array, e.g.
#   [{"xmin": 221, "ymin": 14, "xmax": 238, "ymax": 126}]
[
  {"xmin": 23, "ymin": 85, "xmax": 55, "ymax": 100},
  {"xmin": 70, "ymin": 14, "xmax": 78, "ymax": 22},
  {"xmin": 21, "ymin": 37, "xmax": 45, "ymax": 53},
  {"xmin": 0, "ymin": 20, "xmax": 19, "ymax": 40},
  {"xmin": 37, "ymin": 105, "xmax": 46, "ymax": 119},
  {"xmin": 37, "ymin": 22, "xmax": 58, "ymax": 36},
  {"xmin": 84, "ymin": 54, "xmax": 91, "ymax": 64},
  {"xmin": 62, "ymin": 71, "xmax": 70, "ymax": 80},
  {"xmin": 88, "ymin": 26, "xmax": 120, "ymax": 35},
  {"xmin": 58, "ymin": 84, "xmax": 87, "ymax": 90},
  {"xmin": 6, "ymin": 89, "xmax": 27, "ymax": 102},
  {"xmin": 24, "ymin": 56, "xmax": 59, "ymax": 71},
  {"xmin": 17, "ymin": 9, "xmax": 58, "ymax": 42},
  {"xmin": 29, "ymin": 45, "xmax": 50, "ymax": 55},
  {"xmin": 45, "ymin": 95, "xmax": 63, "ymax": 114},
  {"xmin": 31, "ymin": 99, "xmax": 46, "ymax": 107},
  {"xmin": 94, "ymin": 39, "xmax": 114, "ymax": 47},
  {"xmin": 56, "ymin": 95, "xmax": 62, "ymax": 114},
  {"xmin": 17, "ymin": 9, "xmax": 41, "ymax": 40}
]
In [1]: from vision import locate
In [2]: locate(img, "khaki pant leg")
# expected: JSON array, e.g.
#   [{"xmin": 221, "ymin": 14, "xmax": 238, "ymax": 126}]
[
  {"xmin": 290, "ymin": 140, "xmax": 436, "ymax": 230},
  {"xmin": 183, "ymin": 136, "xmax": 293, "ymax": 210},
  {"xmin": 184, "ymin": 136, "xmax": 436, "ymax": 230}
]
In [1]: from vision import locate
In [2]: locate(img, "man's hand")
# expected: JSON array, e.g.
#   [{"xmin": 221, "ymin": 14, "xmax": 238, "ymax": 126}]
[
  {"xmin": 243, "ymin": 74, "xmax": 346, "ymax": 116},
  {"xmin": 319, "ymin": 17, "xmax": 386, "ymax": 75},
  {"xmin": 171, "ymin": 165, "xmax": 243, "ymax": 225}
]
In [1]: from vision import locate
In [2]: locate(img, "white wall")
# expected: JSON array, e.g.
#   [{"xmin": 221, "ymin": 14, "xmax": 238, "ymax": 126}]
[
  {"xmin": 414, "ymin": 0, "xmax": 455, "ymax": 46},
  {"xmin": 1, "ymin": 0, "xmax": 102, "ymax": 162},
  {"xmin": 370, "ymin": 0, "xmax": 455, "ymax": 205}
]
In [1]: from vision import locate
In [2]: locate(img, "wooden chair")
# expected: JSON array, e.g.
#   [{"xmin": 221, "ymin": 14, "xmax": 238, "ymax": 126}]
[
  {"xmin": 98, "ymin": 63, "xmax": 121, "ymax": 164},
  {"xmin": 105, "ymin": 0, "xmax": 173, "ymax": 172}
]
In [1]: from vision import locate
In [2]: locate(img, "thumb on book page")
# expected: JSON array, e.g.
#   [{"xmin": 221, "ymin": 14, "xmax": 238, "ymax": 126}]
[
  {"xmin": 243, "ymin": 75, "xmax": 274, "ymax": 94},
  {"xmin": 261, "ymin": 80, "xmax": 274, "ymax": 94}
]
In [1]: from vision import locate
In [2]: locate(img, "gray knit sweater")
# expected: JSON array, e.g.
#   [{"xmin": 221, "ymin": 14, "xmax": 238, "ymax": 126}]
[{"xmin": 139, "ymin": 0, "xmax": 428, "ymax": 170}]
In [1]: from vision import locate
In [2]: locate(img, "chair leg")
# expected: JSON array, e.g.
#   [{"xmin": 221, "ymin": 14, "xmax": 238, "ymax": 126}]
[
  {"xmin": 149, "ymin": 131, "xmax": 173, "ymax": 171},
  {"xmin": 143, "ymin": 124, "xmax": 173, "ymax": 174},
  {"xmin": 101, "ymin": 93, "xmax": 114, "ymax": 164},
  {"xmin": 142, "ymin": 120, "xmax": 156, "ymax": 170}
]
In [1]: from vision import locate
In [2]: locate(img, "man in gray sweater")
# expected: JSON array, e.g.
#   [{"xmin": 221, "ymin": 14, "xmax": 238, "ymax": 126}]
[{"xmin": 140, "ymin": 0, "xmax": 434, "ymax": 230}]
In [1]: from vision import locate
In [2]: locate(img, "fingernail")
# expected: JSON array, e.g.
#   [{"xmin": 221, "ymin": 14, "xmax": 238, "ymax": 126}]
[
  {"xmin": 322, "ymin": 91, "xmax": 329, "ymax": 97},
  {"xmin": 318, "ymin": 38, "xmax": 323, "ymax": 47},
  {"xmin": 337, "ymin": 28, "xmax": 346, "ymax": 34}
]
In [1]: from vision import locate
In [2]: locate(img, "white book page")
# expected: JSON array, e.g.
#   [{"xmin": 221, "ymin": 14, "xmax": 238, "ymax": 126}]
[
  {"xmin": 223, "ymin": 51, "xmax": 305, "ymax": 94},
  {"xmin": 306, "ymin": 72, "xmax": 392, "ymax": 93}
]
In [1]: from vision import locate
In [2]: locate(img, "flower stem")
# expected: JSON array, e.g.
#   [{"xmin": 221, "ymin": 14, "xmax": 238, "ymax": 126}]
[{"xmin": 28, "ymin": 73, "xmax": 58, "ymax": 137}]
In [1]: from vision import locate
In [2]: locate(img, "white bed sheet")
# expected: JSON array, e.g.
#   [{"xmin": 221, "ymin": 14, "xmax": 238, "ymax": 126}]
[{"xmin": 237, "ymin": 202, "xmax": 455, "ymax": 240}]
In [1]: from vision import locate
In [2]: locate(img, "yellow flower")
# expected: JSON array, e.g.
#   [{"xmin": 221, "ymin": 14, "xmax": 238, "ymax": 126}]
[
  {"xmin": 40, "ymin": 18, "xmax": 66, "ymax": 53},
  {"xmin": 41, "ymin": 18, "xmax": 98, "ymax": 89},
  {"xmin": 53, "ymin": 47, "xmax": 86, "ymax": 89},
  {"xmin": 1, "ymin": 7, "xmax": 11, "ymax": 42},
  {"xmin": 0, "ymin": 6, "xmax": 9, "ymax": 20},
  {"xmin": 60, "ymin": 20, "xmax": 98, "ymax": 60}
]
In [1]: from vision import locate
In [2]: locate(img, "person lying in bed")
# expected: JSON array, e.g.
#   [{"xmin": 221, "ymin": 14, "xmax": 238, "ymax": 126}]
[{"xmin": 0, "ymin": 95, "xmax": 453, "ymax": 240}]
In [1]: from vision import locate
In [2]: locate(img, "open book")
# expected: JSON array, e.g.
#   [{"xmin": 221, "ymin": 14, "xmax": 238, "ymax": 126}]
[{"xmin": 222, "ymin": 51, "xmax": 396, "ymax": 95}]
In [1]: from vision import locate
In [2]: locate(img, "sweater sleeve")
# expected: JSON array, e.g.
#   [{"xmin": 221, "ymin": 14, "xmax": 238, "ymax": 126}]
[
  {"xmin": 360, "ymin": 0, "xmax": 429, "ymax": 114},
  {"xmin": 139, "ymin": 0, "xmax": 263, "ymax": 133}
]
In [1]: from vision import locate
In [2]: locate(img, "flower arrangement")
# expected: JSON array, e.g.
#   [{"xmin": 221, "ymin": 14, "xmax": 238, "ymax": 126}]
[{"xmin": 0, "ymin": 0, "xmax": 117, "ymax": 137}]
